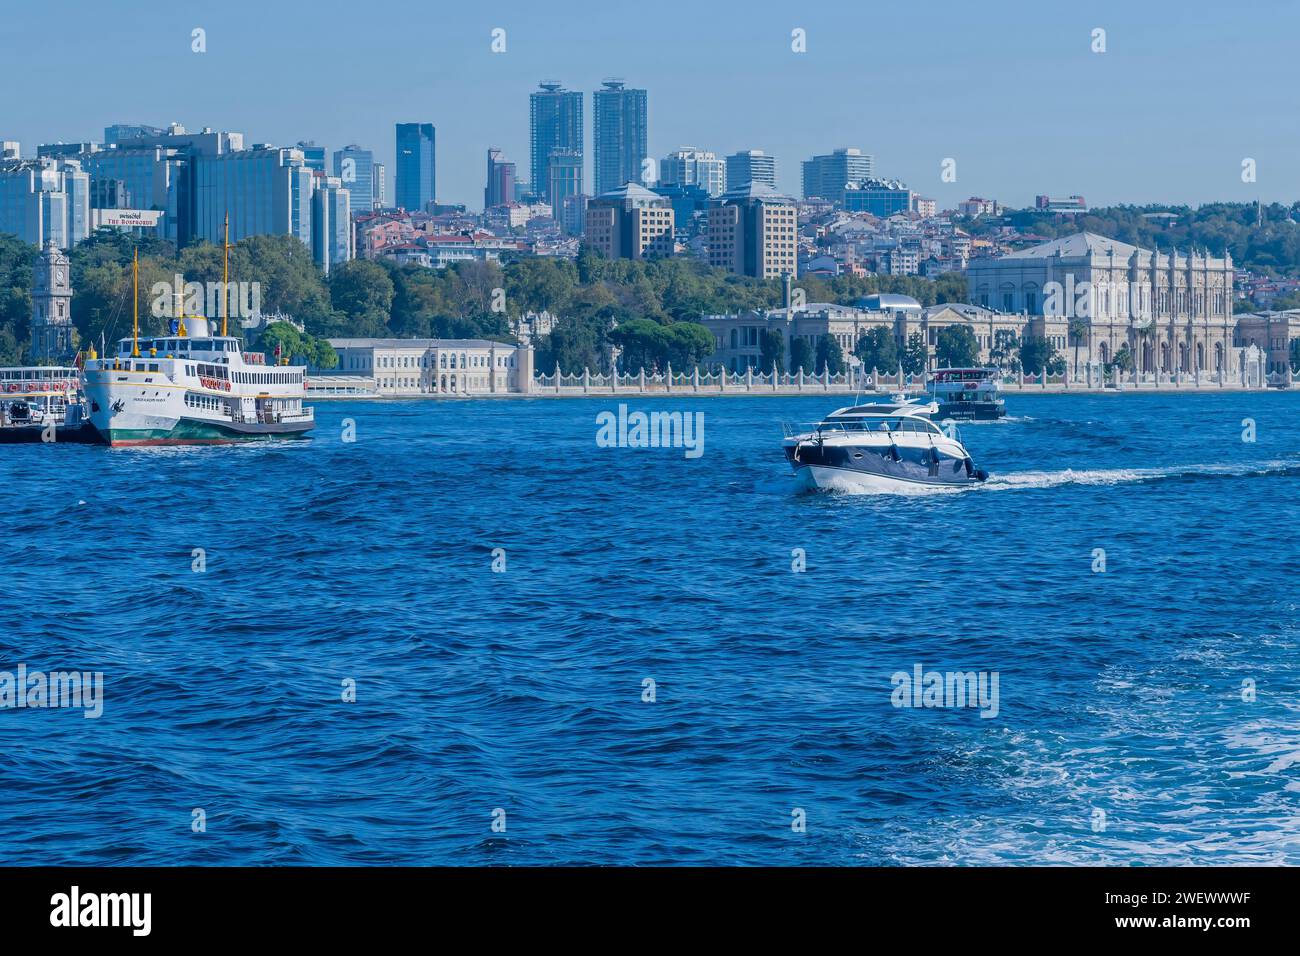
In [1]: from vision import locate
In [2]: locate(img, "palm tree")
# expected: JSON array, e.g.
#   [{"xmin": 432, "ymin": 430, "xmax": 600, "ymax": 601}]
[{"xmin": 1068, "ymin": 317, "xmax": 1090, "ymax": 380}]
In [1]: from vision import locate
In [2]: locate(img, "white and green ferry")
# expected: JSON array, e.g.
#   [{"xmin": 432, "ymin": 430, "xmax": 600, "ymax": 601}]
[
  {"xmin": 83, "ymin": 322, "xmax": 314, "ymax": 446},
  {"xmin": 81, "ymin": 244, "xmax": 314, "ymax": 446}
]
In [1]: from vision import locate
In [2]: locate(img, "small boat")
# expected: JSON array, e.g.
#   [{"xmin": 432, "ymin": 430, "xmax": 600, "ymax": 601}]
[
  {"xmin": 0, "ymin": 367, "xmax": 99, "ymax": 444},
  {"xmin": 782, "ymin": 397, "xmax": 989, "ymax": 493},
  {"xmin": 927, "ymin": 367, "xmax": 1006, "ymax": 421}
]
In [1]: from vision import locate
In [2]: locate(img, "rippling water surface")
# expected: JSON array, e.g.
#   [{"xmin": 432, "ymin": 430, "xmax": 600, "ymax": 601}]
[{"xmin": 1, "ymin": 391, "xmax": 1298, "ymax": 865}]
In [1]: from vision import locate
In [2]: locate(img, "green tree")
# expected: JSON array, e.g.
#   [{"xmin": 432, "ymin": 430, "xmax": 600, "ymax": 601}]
[
  {"xmin": 814, "ymin": 333, "xmax": 843, "ymax": 375},
  {"xmin": 328, "ymin": 260, "xmax": 395, "ymax": 336},
  {"xmin": 1067, "ymin": 316, "xmax": 1090, "ymax": 375},
  {"xmin": 663, "ymin": 322, "xmax": 716, "ymax": 368},
  {"xmin": 989, "ymin": 329, "xmax": 1019, "ymax": 370},
  {"xmin": 760, "ymin": 328, "xmax": 786, "ymax": 373},
  {"xmin": 1018, "ymin": 334, "xmax": 1060, "ymax": 374},
  {"xmin": 790, "ymin": 337, "xmax": 814, "ymax": 374},
  {"xmin": 934, "ymin": 324, "xmax": 979, "ymax": 368},
  {"xmin": 854, "ymin": 326, "xmax": 898, "ymax": 372},
  {"xmin": 608, "ymin": 318, "xmax": 667, "ymax": 372},
  {"xmin": 1110, "ymin": 342, "xmax": 1135, "ymax": 374},
  {"xmin": 901, "ymin": 331, "xmax": 928, "ymax": 375}
]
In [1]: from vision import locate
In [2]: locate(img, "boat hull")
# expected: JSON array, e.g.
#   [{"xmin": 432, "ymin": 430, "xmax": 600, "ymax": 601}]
[
  {"xmin": 934, "ymin": 401, "xmax": 1006, "ymax": 421},
  {"xmin": 98, "ymin": 418, "xmax": 314, "ymax": 446},
  {"xmin": 84, "ymin": 368, "xmax": 314, "ymax": 446},
  {"xmin": 786, "ymin": 440, "xmax": 984, "ymax": 493},
  {"xmin": 0, "ymin": 422, "xmax": 102, "ymax": 445}
]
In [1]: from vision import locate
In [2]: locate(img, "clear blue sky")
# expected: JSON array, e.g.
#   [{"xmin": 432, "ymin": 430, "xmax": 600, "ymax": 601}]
[{"xmin": 2, "ymin": 0, "xmax": 1294, "ymax": 211}]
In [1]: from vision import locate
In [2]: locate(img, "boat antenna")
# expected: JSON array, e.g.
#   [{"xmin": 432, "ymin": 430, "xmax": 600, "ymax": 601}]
[
  {"xmin": 221, "ymin": 212, "xmax": 230, "ymax": 337},
  {"xmin": 131, "ymin": 247, "xmax": 140, "ymax": 357}
]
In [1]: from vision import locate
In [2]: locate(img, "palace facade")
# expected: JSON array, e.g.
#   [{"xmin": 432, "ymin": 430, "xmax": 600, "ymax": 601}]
[{"xmin": 966, "ymin": 232, "xmax": 1237, "ymax": 375}]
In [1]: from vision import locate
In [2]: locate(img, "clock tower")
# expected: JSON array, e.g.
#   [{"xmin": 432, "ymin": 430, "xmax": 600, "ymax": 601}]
[{"xmin": 30, "ymin": 241, "xmax": 74, "ymax": 363}]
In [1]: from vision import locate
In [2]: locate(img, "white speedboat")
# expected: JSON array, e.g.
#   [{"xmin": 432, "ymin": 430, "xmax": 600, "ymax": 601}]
[{"xmin": 782, "ymin": 398, "xmax": 989, "ymax": 493}]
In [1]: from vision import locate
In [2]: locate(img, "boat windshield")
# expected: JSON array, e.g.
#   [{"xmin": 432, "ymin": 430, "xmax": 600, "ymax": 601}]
[{"xmin": 820, "ymin": 415, "xmax": 941, "ymax": 435}]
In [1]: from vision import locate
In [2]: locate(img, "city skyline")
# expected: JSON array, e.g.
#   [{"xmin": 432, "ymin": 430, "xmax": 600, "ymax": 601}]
[{"xmin": 1, "ymin": 0, "xmax": 1295, "ymax": 211}]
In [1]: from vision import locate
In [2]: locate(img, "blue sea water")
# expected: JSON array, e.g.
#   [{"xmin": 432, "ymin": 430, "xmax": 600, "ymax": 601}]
[{"xmin": 1, "ymin": 391, "xmax": 1299, "ymax": 866}]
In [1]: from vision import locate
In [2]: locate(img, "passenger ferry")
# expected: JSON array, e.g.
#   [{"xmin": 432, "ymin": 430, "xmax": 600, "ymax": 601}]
[
  {"xmin": 0, "ymin": 366, "xmax": 97, "ymax": 443},
  {"xmin": 927, "ymin": 367, "xmax": 1006, "ymax": 421},
  {"xmin": 81, "ymin": 242, "xmax": 314, "ymax": 446},
  {"xmin": 783, "ymin": 398, "xmax": 989, "ymax": 493}
]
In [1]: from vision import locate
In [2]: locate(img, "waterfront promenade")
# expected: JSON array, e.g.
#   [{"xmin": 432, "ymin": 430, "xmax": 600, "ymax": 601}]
[{"xmin": 308, "ymin": 363, "xmax": 1296, "ymax": 400}]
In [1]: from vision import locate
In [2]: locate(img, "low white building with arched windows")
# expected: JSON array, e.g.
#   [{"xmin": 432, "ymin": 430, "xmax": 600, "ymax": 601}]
[{"xmin": 321, "ymin": 338, "xmax": 529, "ymax": 396}]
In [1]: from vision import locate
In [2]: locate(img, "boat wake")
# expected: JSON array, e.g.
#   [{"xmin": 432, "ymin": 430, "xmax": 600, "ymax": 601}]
[
  {"xmin": 793, "ymin": 458, "xmax": 1300, "ymax": 497},
  {"xmin": 978, "ymin": 458, "xmax": 1300, "ymax": 492}
]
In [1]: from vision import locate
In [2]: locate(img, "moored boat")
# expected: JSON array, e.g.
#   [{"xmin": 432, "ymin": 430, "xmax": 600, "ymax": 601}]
[
  {"xmin": 81, "ymin": 226, "xmax": 314, "ymax": 447},
  {"xmin": 0, "ymin": 366, "xmax": 99, "ymax": 444},
  {"xmin": 927, "ymin": 367, "xmax": 1006, "ymax": 421}
]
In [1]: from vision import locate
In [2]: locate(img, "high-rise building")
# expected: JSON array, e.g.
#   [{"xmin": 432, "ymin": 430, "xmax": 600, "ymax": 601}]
[
  {"xmin": 592, "ymin": 79, "xmax": 648, "ymax": 196},
  {"xmin": 725, "ymin": 150, "xmax": 777, "ymax": 190},
  {"xmin": 110, "ymin": 123, "xmax": 244, "ymax": 245},
  {"xmin": 371, "ymin": 163, "xmax": 386, "ymax": 208},
  {"xmin": 530, "ymin": 81, "xmax": 583, "ymax": 204},
  {"xmin": 485, "ymin": 147, "xmax": 516, "ymax": 209},
  {"xmin": 659, "ymin": 146, "xmax": 725, "ymax": 197},
  {"xmin": 0, "ymin": 157, "xmax": 91, "ymax": 249},
  {"xmin": 192, "ymin": 146, "xmax": 315, "ymax": 248},
  {"xmin": 104, "ymin": 124, "xmax": 166, "ymax": 145},
  {"xmin": 296, "ymin": 141, "xmax": 327, "ymax": 173},
  {"xmin": 311, "ymin": 173, "xmax": 353, "ymax": 273},
  {"xmin": 38, "ymin": 141, "xmax": 185, "ymax": 242},
  {"xmin": 395, "ymin": 123, "xmax": 436, "ymax": 211},
  {"xmin": 585, "ymin": 183, "xmax": 674, "ymax": 260},
  {"xmin": 706, "ymin": 182, "xmax": 797, "ymax": 279},
  {"xmin": 843, "ymin": 178, "xmax": 912, "ymax": 217},
  {"xmin": 650, "ymin": 183, "xmax": 711, "ymax": 239},
  {"xmin": 801, "ymin": 147, "xmax": 873, "ymax": 202},
  {"xmin": 29, "ymin": 241, "xmax": 74, "ymax": 363},
  {"xmin": 1, "ymin": 142, "xmax": 19, "ymax": 160},
  {"xmin": 546, "ymin": 148, "xmax": 584, "ymax": 234},
  {"xmin": 333, "ymin": 145, "xmax": 375, "ymax": 216}
]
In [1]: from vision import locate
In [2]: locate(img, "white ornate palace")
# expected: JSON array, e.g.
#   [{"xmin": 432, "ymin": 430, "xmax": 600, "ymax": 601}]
[{"xmin": 966, "ymin": 232, "xmax": 1238, "ymax": 376}]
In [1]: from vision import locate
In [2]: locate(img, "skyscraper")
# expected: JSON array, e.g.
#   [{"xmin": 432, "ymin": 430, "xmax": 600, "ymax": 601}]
[
  {"xmin": 801, "ymin": 147, "xmax": 873, "ymax": 202},
  {"xmin": 530, "ymin": 81, "xmax": 583, "ymax": 204},
  {"xmin": 371, "ymin": 163, "xmax": 385, "ymax": 208},
  {"xmin": 395, "ymin": 123, "xmax": 436, "ymax": 212},
  {"xmin": 484, "ymin": 147, "xmax": 516, "ymax": 209},
  {"xmin": 659, "ymin": 146, "xmax": 725, "ymax": 197},
  {"xmin": 296, "ymin": 141, "xmax": 327, "ymax": 173},
  {"xmin": 191, "ymin": 146, "xmax": 314, "ymax": 247},
  {"xmin": 0, "ymin": 157, "xmax": 91, "ymax": 249},
  {"xmin": 546, "ymin": 148, "xmax": 584, "ymax": 233},
  {"xmin": 311, "ymin": 173, "xmax": 353, "ymax": 274},
  {"xmin": 333, "ymin": 145, "xmax": 375, "ymax": 216},
  {"xmin": 592, "ymin": 79, "xmax": 648, "ymax": 196},
  {"xmin": 725, "ymin": 150, "xmax": 777, "ymax": 190}
]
